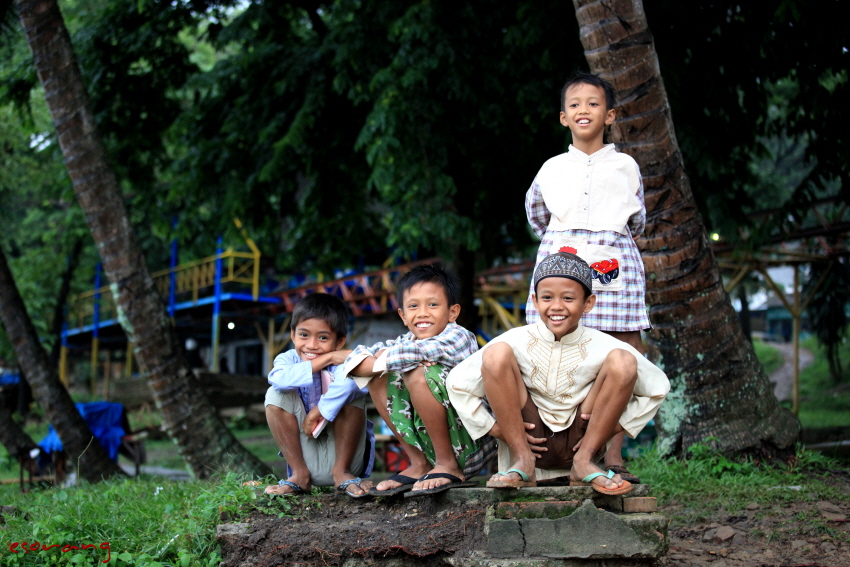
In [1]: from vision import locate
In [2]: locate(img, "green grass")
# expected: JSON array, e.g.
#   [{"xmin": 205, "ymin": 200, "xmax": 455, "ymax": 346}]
[
  {"xmin": 795, "ymin": 335, "xmax": 850, "ymax": 429},
  {"xmin": 0, "ymin": 420, "xmax": 50, "ymax": 481},
  {"xmin": 0, "ymin": 473, "xmax": 292, "ymax": 567},
  {"xmin": 630, "ymin": 442, "xmax": 850, "ymax": 528},
  {"xmin": 752, "ymin": 338, "xmax": 784, "ymax": 376}
]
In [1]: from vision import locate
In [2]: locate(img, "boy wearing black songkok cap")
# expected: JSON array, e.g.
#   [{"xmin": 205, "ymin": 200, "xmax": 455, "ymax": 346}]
[{"xmin": 446, "ymin": 248, "xmax": 669, "ymax": 495}]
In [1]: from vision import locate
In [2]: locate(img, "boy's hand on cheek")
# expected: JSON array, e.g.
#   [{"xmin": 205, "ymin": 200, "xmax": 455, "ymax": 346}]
[{"xmin": 302, "ymin": 406, "xmax": 324, "ymax": 437}]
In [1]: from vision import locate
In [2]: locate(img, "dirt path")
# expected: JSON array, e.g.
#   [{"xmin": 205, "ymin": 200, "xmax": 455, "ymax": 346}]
[
  {"xmin": 769, "ymin": 342, "xmax": 814, "ymax": 402},
  {"xmin": 660, "ymin": 487, "xmax": 850, "ymax": 567}
]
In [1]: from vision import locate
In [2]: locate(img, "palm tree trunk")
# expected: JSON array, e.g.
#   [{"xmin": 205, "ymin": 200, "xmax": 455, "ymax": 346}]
[
  {"xmin": 571, "ymin": 0, "xmax": 799, "ymax": 457},
  {"xmin": 0, "ymin": 401, "xmax": 38, "ymax": 468},
  {"xmin": 14, "ymin": 0, "xmax": 270, "ymax": 478},
  {"xmin": 0, "ymin": 246, "xmax": 124, "ymax": 481}
]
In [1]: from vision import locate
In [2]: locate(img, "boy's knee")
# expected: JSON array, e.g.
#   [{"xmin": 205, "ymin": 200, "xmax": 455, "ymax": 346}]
[
  {"xmin": 265, "ymin": 404, "xmax": 295, "ymax": 426},
  {"xmin": 607, "ymin": 349, "xmax": 638, "ymax": 379},
  {"xmin": 482, "ymin": 342, "xmax": 514, "ymax": 374},
  {"xmin": 402, "ymin": 365, "xmax": 427, "ymax": 386}
]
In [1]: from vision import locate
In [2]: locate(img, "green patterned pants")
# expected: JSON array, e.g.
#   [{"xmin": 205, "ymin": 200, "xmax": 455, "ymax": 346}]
[{"xmin": 387, "ymin": 364, "xmax": 496, "ymax": 478}]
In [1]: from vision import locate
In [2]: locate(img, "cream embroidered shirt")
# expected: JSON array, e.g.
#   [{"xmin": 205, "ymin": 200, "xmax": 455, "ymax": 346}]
[{"xmin": 446, "ymin": 322, "xmax": 669, "ymax": 440}]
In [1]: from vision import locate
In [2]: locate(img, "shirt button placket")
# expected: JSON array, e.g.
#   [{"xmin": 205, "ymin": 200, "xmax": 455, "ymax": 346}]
[{"xmin": 546, "ymin": 343, "xmax": 560, "ymax": 393}]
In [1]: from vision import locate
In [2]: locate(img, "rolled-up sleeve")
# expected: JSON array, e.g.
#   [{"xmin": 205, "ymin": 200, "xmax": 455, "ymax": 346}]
[
  {"xmin": 343, "ymin": 341, "xmax": 395, "ymax": 389},
  {"xmin": 267, "ymin": 350, "xmax": 313, "ymax": 391},
  {"xmin": 384, "ymin": 324, "xmax": 477, "ymax": 374},
  {"xmin": 317, "ymin": 366, "xmax": 369, "ymax": 421}
]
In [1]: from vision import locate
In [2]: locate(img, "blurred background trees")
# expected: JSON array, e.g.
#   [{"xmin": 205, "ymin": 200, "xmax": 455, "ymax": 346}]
[{"xmin": 0, "ymin": 0, "xmax": 846, "ymax": 459}]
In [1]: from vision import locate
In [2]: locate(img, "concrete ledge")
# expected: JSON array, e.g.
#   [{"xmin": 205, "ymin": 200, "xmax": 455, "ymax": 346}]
[
  {"xmin": 487, "ymin": 499, "xmax": 669, "ymax": 560},
  {"xmin": 440, "ymin": 484, "xmax": 650, "ymax": 509},
  {"xmin": 495, "ymin": 500, "xmax": 583, "ymax": 519}
]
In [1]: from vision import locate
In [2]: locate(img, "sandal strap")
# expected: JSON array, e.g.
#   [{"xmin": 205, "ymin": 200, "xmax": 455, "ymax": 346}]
[
  {"xmin": 272, "ymin": 480, "xmax": 304, "ymax": 493},
  {"xmin": 581, "ymin": 470, "xmax": 615, "ymax": 483},
  {"xmin": 504, "ymin": 468, "xmax": 531, "ymax": 482},
  {"xmin": 337, "ymin": 477, "xmax": 363, "ymax": 490}
]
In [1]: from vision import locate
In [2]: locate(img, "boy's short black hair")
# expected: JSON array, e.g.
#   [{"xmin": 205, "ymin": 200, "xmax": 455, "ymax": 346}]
[
  {"xmin": 290, "ymin": 293, "xmax": 350, "ymax": 338},
  {"xmin": 560, "ymin": 72, "xmax": 616, "ymax": 113},
  {"xmin": 396, "ymin": 263, "xmax": 460, "ymax": 307}
]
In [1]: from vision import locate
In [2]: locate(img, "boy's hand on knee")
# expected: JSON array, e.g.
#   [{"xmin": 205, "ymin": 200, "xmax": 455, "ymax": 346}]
[
  {"xmin": 417, "ymin": 360, "xmax": 436, "ymax": 367},
  {"xmin": 301, "ymin": 406, "xmax": 324, "ymax": 437},
  {"xmin": 525, "ymin": 422, "xmax": 548, "ymax": 455}
]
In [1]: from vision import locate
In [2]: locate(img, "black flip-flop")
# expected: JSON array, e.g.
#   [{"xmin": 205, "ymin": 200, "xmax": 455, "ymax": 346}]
[
  {"xmin": 368, "ymin": 473, "xmax": 418, "ymax": 497},
  {"xmin": 404, "ymin": 472, "xmax": 478, "ymax": 498}
]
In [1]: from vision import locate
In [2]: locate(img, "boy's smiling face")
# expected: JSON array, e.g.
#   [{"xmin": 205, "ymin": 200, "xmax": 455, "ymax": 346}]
[
  {"xmin": 559, "ymin": 82, "xmax": 616, "ymax": 153},
  {"xmin": 290, "ymin": 317, "xmax": 346, "ymax": 362},
  {"xmin": 398, "ymin": 281, "xmax": 460, "ymax": 340},
  {"xmin": 532, "ymin": 276, "xmax": 596, "ymax": 340}
]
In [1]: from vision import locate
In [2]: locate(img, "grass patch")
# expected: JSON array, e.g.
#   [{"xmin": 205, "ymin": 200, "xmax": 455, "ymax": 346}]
[
  {"xmin": 797, "ymin": 335, "xmax": 850, "ymax": 429},
  {"xmin": 0, "ymin": 473, "xmax": 292, "ymax": 566},
  {"xmin": 629, "ymin": 441, "xmax": 850, "ymax": 527},
  {"xmin": 752, "ymin": 338, "xmax": 784, "ymax": 376}
]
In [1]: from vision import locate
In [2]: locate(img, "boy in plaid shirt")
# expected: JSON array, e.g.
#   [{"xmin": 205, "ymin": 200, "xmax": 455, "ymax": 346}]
[{"xmin": 344, "ymin": 264, "xmax": 495, "ymax": 497}]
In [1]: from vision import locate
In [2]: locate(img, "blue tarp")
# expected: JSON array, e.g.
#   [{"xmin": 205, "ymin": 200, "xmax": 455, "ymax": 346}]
[
  {"xmin": 0, "ymin": 371, "xmax": 20, "ymax": 385},
  {"xmin": 38, "ymin": 402, "xmax": 127, "ymax": 461}
]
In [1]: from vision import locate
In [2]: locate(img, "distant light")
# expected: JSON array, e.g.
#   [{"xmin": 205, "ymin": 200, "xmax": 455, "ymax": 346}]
[
  {"xmin": 227, "ymin": 322, "xmax": 235, "ymax": 330},
  {"xmin": 711, "ymin": 233, "xmax": 721, "ymax": 241}
]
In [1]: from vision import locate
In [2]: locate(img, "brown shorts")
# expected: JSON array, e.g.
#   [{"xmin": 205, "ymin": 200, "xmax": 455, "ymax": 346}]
[{"xmin": 521, "ymin": 396, "xmax": 594, "ymax": 470}]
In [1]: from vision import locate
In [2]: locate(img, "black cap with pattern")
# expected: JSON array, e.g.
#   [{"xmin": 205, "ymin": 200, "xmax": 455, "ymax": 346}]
[{"xmin": 533, "ymin": 247, "xmax": 593, "ymax": 292}]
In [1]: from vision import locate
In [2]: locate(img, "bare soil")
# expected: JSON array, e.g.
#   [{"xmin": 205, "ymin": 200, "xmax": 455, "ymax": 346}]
[
  {"xmin": 217, "ymin": 470, "xmax": 850, "ymax": 567},
  {"xmin": 218, "ymin": 493, "xmax": 487, "ymax": 567},
  {"xmin": 660, "ymin": 492, "xmax": 850, "ymax": 567}
]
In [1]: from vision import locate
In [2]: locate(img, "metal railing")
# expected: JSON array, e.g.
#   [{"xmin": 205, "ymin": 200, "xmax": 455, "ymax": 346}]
[{"xmin": 66, "ymin": 246, "xmax": 261, "ymax": 332}]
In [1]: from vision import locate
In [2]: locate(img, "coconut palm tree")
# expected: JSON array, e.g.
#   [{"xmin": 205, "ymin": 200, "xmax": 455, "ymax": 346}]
[
  {"xmin": 571, "ymin": 0, "xmax": 799, "ymax": 457},
  {"xmin": 0, "ymin": 246, "xmax": 124, "ymax": 481},
  {"xmin": 10, "ymin": 0, "xmax": 269, "ymax": 478}
]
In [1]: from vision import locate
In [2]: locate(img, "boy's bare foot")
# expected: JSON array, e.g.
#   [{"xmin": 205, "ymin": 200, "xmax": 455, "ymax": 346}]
[
  {"xmin": 333, "ymin": 473, "xmax": 374, "ymax": 497},
  {"xmin": 411, "ymin": 463, "xmax": 465, "ymax": 492},
  {"xmin": 373, "ymin": 462, "xmax": 431, "ymax": 493},
  {"xmin": 265, "ymin": 472, "xmax": 311, "ymax": 495},
  {"xmin": 487, "ymin": 454, "xmax": 537, "ymax": 487}
]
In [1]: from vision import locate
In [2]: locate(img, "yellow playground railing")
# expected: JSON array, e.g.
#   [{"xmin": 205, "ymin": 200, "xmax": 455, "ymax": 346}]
[
  {"xmin": 476, "ymin": 295, "xmax": 524, "ymax": 346},
  {"xmin": 66, "ymin": 221, "xmax": 261, "ymax": 332}
]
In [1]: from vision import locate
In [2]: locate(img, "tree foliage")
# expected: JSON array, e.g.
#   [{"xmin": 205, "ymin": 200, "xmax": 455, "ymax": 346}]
[
  {"xmin": 804, "ymin": 258, "xmax": 850, "ymax": 383},
  {"xmin": 644, "ymin": 0, "xmax": 847, "ymax": 244}
]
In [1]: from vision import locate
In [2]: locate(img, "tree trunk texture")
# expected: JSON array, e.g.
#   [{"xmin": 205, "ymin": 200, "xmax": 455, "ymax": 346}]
[
  {"xmin": 14, "ymin": 0, "xmax": 270, "ymax": 479},
  {"xmin": 0, "ymin": 401, "xmax": 38, "ymax": 465},
  {"xmin": 571, "ymin": 0, "xmax": 799, "ymax": 457},
  {"xmin": 0, "ymin": 247, "xmax": 124, "ymax": 481},
  {"xmin": 48, "ymin": 236, "xmax": 83, "ymax": 369}
]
